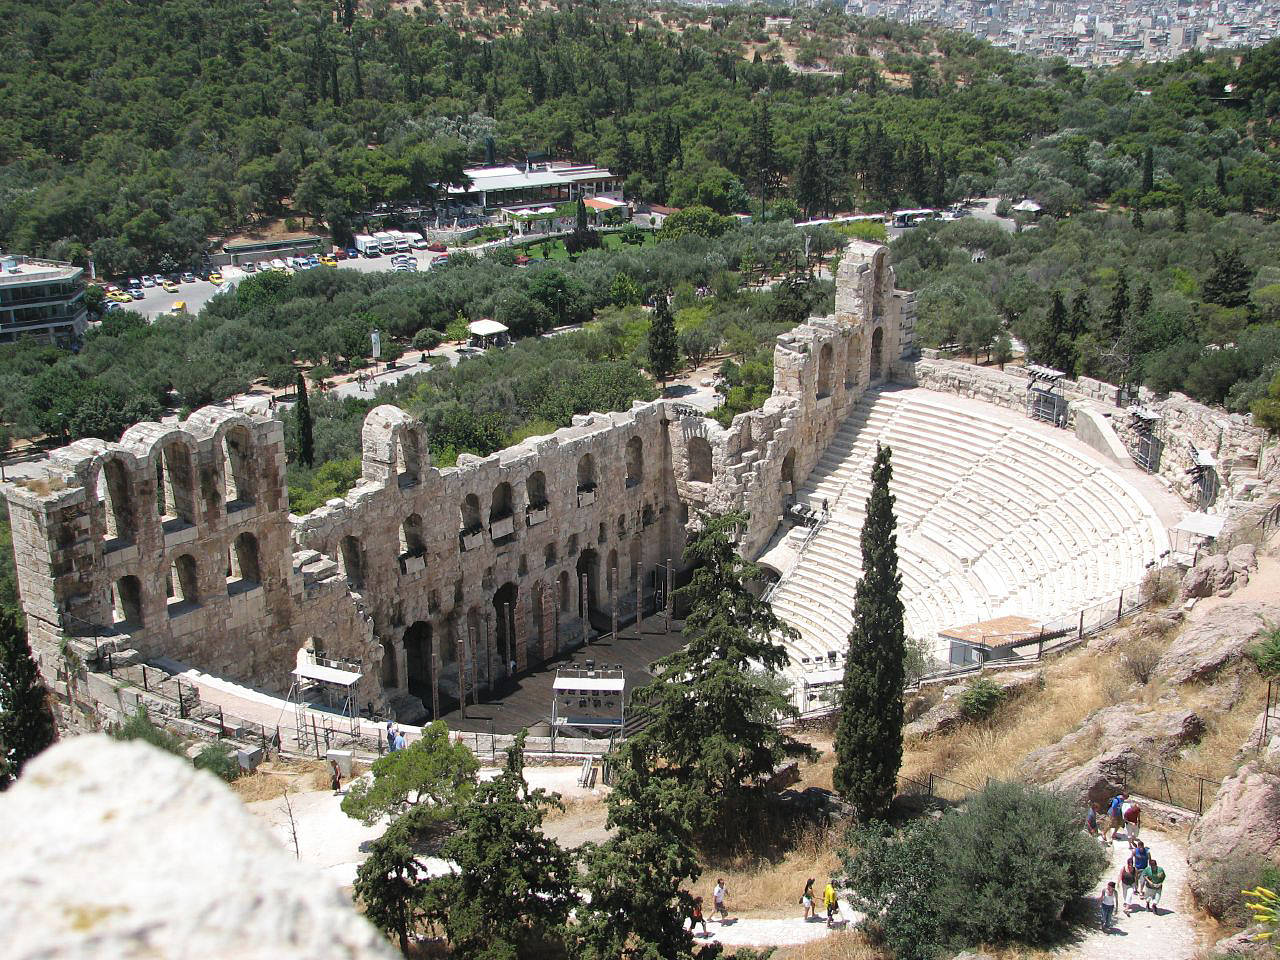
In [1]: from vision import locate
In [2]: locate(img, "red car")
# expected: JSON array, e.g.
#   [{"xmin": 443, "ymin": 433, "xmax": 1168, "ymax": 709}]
[
  {"xmin": 514, "ymin": 254, "xmax": 531, "ymax": 266},
  {"xmin": 427, "ymin": 241, "xmax": 447, "ymax": 253}
]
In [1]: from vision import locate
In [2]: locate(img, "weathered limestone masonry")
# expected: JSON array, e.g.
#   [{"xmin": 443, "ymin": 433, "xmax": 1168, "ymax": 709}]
[
  {"xmin": 906, "ymin": 354, "xmax": 1275, "ymax": 517},
  {"xmin": 3, "ymin": 241, "xmax": 914, "ymax": 726}
]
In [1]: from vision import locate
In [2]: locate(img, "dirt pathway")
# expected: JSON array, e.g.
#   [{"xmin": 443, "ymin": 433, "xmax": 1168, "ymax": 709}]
[{"xmin": 1054, "ymin": 828, "xmax": 1208, "ymax": 960}]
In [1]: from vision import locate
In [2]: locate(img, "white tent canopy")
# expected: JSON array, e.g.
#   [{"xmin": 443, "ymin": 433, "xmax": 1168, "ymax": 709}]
[
  {"xmin": 1174, "ymin": 512, "xmax": 1227, "ymax": 539},
  {"xmin": 468, "ymin": 319, "xmax": 508, "ymax": 338}
]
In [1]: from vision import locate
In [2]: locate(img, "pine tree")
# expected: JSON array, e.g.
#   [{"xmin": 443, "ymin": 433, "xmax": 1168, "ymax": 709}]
[
  {"xmin": 833, "ymin": 444, "xmax": 906, "ymax": 821},
  {"xmin": 1102, "ymin": 268, "xmax": 1130, "ymax": 342},
  {"xmin": 1175, "ymin": 200, "xmax": 1187, "ymax": 233},
  {"xmin": 354, "ymin": 816, "xmax": 429, "ymax": 954},
  {"xmin": 1216, "ymin": 157, "xmax": 1228, "ymax": 195},
  {"xmin": 647, "ymin": 294, "xmax": 679, "ymax": 386},
  {"xmin": 1203, "ymin": 245, "xmax": 1253, "ymax": 308},
  {"xmin": 423, "ymin": 734, "xmax": 576, "ymax": 959},
  {"xmin": 752, "ymin": 97, "xmax": 776, "ymax": 218},
  {"xmin": 1132, "ymin": 206, "xmax": 1144, "ymax": 232},
  {"xmin": 575, "ymin": 740, "xmax": 701, "ymax": 960},
  {"xmin": 1068, "ymin": 289, "xmax": 1091, "ymax": 342},
  {"xmin": 631, "ymin": 511, "xmax": 799, "ymax": 840},
  {"xmin": 296, "ymin": 371, "xmax": 314, "ymax": 468},
  {"xmin": 1042, "ymin": 290, "xmax": 1074, "ymax": 373},
  {"xmin": 794, "ymin": 130, "xmax": 823, "ymax": 219},
  {"xmin": 0, "ymin": 610, "xmax": 56, "ymax": 789},
  {"xmin": 1141, "ymin": 146, "xmax": 1154, "ymax": 195}
]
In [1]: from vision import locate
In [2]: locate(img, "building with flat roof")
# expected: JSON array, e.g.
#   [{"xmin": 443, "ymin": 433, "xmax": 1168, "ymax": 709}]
[
  {"xmin": 447, "ymin": 162, "xmax": 622, "ymax": 210},
  {"xmin": 0, "ymin": 255, "xmax": 88, "ymax": 346}
]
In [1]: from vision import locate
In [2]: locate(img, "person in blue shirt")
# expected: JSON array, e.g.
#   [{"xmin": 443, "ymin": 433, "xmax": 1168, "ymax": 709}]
[{"xmin": 1106, "ymin": 793, "xmax": 1128, "ymax": 843}]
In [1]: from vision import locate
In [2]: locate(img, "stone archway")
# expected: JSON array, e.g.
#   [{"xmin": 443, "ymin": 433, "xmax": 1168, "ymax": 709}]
[
  {"xmin": 870, "ymin": 326, "xmax": 885, "ymax": 382},
  {"xmin": 493, "ymin": 582, "xmax": 518, "ymax": 676},
  {"xmin": 403, "ymin": 621, "xmax": 432, "ymax": 704}
]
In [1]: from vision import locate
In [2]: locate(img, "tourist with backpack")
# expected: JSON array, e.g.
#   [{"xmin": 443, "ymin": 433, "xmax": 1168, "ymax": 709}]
[
  {"xmin": 1105, "ymin": 792, "xmax": 1128, "ymax": 844},
  {"xmin": 823, "ymin": 880, "xmax": 840, "ymax": 926},
  {"xmin": 689, "ymin": 896, "xmax": 708, "ymax": 936}
]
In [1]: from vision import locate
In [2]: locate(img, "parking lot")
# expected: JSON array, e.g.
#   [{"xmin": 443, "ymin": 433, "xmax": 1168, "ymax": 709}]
[{"xmin": 101, "ymin": 248, "xmax": 455, "ymax": 320}]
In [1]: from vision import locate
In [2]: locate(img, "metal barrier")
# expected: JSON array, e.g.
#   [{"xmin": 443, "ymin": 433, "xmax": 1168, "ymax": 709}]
[{"xmin": 1120, "ymin": 759, "xmax": 1221, "ymax": 816}]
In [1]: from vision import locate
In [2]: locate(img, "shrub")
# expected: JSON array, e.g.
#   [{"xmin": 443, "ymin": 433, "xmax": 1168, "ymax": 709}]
[
  {"xmin": 111, "ymin": 705, "xmax": 185, "ymax": 756},
  {"xmin": 841, "ymin": 782, "xmax": 1107, "ymax": 959},
  {"xmin": 193, "ymin": 743, "xmax": 241, "ymax": 782},
  {"xmin": 1250, "ymin": 622, "xmax": 1280, "ymax": 678},
  {"xmin": 1120, "ymin": 643, "xmax": 1163, "ymax": 685},
  {"xmin": 959, "ymin": 676, "xmax": 1006, "ymax": 721}
]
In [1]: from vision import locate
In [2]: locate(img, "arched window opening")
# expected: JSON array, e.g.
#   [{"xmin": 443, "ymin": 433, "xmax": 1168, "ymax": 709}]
[
  {"xmin": 167, "ymin": 554, "xmax": 200, "ymax": 612},
  {"xmin": 625, "ymin": 436, "xmax": 643, "ymax": 488},
  {"xmin": 112, "ymin": 576, "xmax": 143, "ymax": 628},
  {"xmin": 97, "ymin": 459, "xmax": 135, "ymax": 545},
  {"xmin": 630, "ymin": 538, "xmax": 642, "ymax": 581},
  {"xmin": 380, "ymin": 639, "xmax": 398, "ymax": 689},
  {"xmin": 870, "ymin": 327, "xmax": 885, "ymax": 382},
  {"xmin": 400, "ymin": 514, "xmax": 426, "ymax": 558},
  {"xmin": 558, "ymin": 571, "xmax": 571, "ymax": 613},
  {"xmin": 460, "ymin": 494, "xmax": 482, "ymax": 533},
  {"xmin": 577, "ymin": 454, "xmax": 595, "ymax": 492},
  {"xmin": 156, "ymin": 441, "xmax": 196, "ymax": 526},
  {"xmin": 340, "ymin": 535, "xmax": 365, "ymax": 589},
  {"xmin": 395, "ymin": 430, "xmax": 422, "ymax": 487},
  {"xmin": 493, "ymin": 584, "xmax": 518, "ymax": 676},
  {"xmin": 526, "ymin": 471, "xmax": 548, "ymax": 509},
  {"xmin": 222, "ymin": 427, "xmax": 255, "ymax": 508},
  {"xmin": 845, "ymin": 334, "xmax": 863, "ymax": 387},
  {"xmin": 781, "ymin": 448, "xmax": 796, "ymax": 489},
  {"xmin": 816, "ymin": 342, "xmax": 834, "ymax": 399},
  {"xmin": 687, "ymin": 436, "xmax": 713, "ymax": 483},
  {"xmin": 490, "ymin": 482, "xmax": 514, "ymax": 523},
  {"xmin": 544, "ymin": 543, "xmax": 558, "ymax": 568},
  {"xmin": 228, "ymin": 532, "xmax": 261, "ymax": 590},
  {"xmin": 531, "ymin": 582, "xmax": 546, "ymax": 661},
  {"xmin": 607, "ymin": 548, "xmax": 618, "ymax": 595},
  {"xmin": 403, "ymin": 622, "xmax": 432, "ymax": 700}
]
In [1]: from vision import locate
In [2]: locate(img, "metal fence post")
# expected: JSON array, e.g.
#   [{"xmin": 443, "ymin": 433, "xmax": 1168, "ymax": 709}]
[
  {"xmin": 141, "ymin": 664, "xmax": 148, "ymax": 692},
  {"xmin": 1117, "ymin": 590, "xmax": 1124, "ymax": 620},
  {"xmin": 177, "ymin": 678, "xmax": 186, "ymax": 719},
  {"xmin": 218, "ymin": 706, "xmax": 225, "ymax": 737}
]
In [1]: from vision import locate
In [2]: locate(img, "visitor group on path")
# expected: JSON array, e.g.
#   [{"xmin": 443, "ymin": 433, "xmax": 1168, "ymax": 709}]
[{"xmin": 1089, "ymin": 793, "xmax": 1169, "ymax": 931}]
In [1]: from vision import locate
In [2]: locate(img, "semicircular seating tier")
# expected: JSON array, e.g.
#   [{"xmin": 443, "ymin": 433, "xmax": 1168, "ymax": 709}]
[{"xmin": 768, "ymin": 388, "xmax": 1169, "ymax": 674}]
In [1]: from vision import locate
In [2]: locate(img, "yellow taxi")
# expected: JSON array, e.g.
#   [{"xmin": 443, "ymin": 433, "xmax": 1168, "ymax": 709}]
[
  {"xmin": 319, "ymin": 254, "xmax": 338, "ymax": 266},
  {"xmin": 208, "ymin": 271, "xmax": 223, "ymax": 284},
  {"xmin": 161, "ymin": 280, "xmax": 178, "ymax": 293},
  {"xmin": 170, "ymin": 301, "xmax": 187, "ymax": 314}
]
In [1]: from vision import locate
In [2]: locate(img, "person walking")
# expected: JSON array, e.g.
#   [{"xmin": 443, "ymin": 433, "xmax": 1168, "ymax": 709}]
[
  {"xmin": 712, "ymin": 879, "xmax": 729, "ymax": 923},
  {"xmin": 1141, "ymin": 857, "xmax": 1166, "ymax": 913},
  {"xmin": 689, "ymin": 896, "xmax": 708, "ymax": 936},
  {"xmin": 386, "ymin": 722, "xmax": 397, "ymax": 752},
  {"xmin": 330, "ymin": 759, "xmax": 343, "ymax": 795},
  {"xmin": 1131, "ymin": 839, "xmax": 1150, "ymax": 895},
  {"xmin": 1100, "ymin": 881, "xmax": 1119, "ymax": 930},
  {"xmin": 1123, "ymin": 798, "xmax": 1142, "ymax": 847},
  {"xmin": 1119, "ymin": 856, "xmax": 1139, "ymax": 915},
  {"xmin": 801, "ymin": 878, "xmax": 816, "ymax": 920},
  {"xmin": 1085, "ymin": 802, "xmax": 1101, "ymax": 841},
  {"xmin": 823, "ymin": 880, "xmax": 840, "ymax": 927},
  {"xmin": 1105, "ymin": 792, "xmax": 1128, "ymax": 844}
]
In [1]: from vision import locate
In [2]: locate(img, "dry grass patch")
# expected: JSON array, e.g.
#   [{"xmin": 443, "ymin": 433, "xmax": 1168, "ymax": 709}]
[
  {"xmin": 901, "ymin": 646, "xmax": 1122, "ymax": 788},
  {"xmin": 771, "ymin": 930, "xmax": 887, "ymax": 959},
  {"xmin": 230, "ymin": 759, "xmax": 334, "ymax": 802},
  {"xmin": 1173, "ymin": 665, "xmax": 1268, "ymax": 783},
  {"xmin": 697, "ymin": 831, "xmax": 842, "ymax": 917}
]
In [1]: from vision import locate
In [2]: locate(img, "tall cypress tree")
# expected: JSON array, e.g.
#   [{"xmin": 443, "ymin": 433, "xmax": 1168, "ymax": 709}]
[
  {"xmin": 752, "ymin": 97, "xmax": 775, "ymax": 219},
  {"xmin": 1102, "ymin": 268, "xmax": 1129, "ymax": 343},
  {"xmin": 1141, "ymin": 146, "xmax": 1154, "ymax": 195},
  {"xmin": 647, "ymin": 295, "xmax": 679, "ymax": 386},
  {"xmin": 0, "ymin": 610, "xmax": 56, "ymax": 788},
  {"xmin": 1042, "ymin": 290, "xmax": 1074, "ymax": 373},
  {"xmin": 296, "ymin": 371, "xmax": 314, "ymax": 468},
  {"xmin": 834, "ymin": 444, "xmax": 906, "ymax": 821},
  {"xmin": 794, "ymin": 130, "xmax": 823, "ymax": 219}
]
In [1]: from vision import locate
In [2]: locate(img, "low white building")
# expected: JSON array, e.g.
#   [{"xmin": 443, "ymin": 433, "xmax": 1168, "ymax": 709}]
[{"xmin": 0, "ymin": 254, "xmax": 88, "ymax": 346}]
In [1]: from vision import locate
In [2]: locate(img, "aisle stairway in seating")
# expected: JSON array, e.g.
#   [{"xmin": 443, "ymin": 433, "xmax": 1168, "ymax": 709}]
[{"xmin": 769, "ymin": 388, "xmax": 1169, "ymax": 676}]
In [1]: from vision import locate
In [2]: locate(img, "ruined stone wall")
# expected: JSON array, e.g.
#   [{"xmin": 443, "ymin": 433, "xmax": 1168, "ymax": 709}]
[{"xmin": 3, "ymin": 241, "xmax": 915, "ymax": 722}]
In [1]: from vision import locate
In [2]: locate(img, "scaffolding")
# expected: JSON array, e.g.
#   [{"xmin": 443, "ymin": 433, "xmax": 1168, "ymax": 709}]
[
  {"xmin": 1025, "ymin": 364, "xmax": 1069, "ymax": 428},
  {"xmin": 1187, "ymin": 443, "xmax": 1220, "ymax": 509},
  {"xmin": 550, "ymin": 664, "xmax": 625, "ymax": 734},
  {"xmin": 1130, "ymin": 406, "xmax": 1163, "ymax": 474},
  {"xmin": 285, "ymin": 654, "xmax": 363, "ymax": 750}
]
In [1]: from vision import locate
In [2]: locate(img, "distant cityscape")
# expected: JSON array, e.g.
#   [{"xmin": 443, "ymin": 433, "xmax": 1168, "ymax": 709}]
[{"xmin": 839, "ymin": 0, "xmax": 1279, "ymax": 65}]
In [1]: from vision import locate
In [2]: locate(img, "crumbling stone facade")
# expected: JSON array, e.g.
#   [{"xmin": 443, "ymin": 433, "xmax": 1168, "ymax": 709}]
[{"xmin": 4, "ymin": 242, "xmax": 913, "ymax": 722}]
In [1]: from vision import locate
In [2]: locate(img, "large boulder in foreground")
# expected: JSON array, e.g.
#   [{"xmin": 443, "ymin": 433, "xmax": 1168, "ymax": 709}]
[
  {"xmin": 1188, "ymin": 762, "xmax": 1280, "ymax": 919},
  {"xmin": 1020, "ymin": 703, "xmax": 1204, "ymax": 804},
  {"xmin": 1155, "ymin": 601, "xmax": 1280, "ymax": 685},
  {"xmin": 0, "ymin": 736, "xmax": 397, "ymax": 960}
]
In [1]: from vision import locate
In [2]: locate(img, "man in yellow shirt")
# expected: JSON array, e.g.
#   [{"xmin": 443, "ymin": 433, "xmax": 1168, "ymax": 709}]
[{"xmin": 823, "ymin": 880, "xmax": 840, "ymax": 926}]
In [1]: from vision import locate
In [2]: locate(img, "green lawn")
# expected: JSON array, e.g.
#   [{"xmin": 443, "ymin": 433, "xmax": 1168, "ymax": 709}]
[{"xmin": 516, "ymin": 230, "xmax": 657, "ymax": 262}]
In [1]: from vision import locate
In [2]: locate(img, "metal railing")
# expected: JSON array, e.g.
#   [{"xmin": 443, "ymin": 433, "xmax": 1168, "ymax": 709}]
[{"xmin": 1120, "ymin": 759, "xmax": 1221, "ymax": 816}]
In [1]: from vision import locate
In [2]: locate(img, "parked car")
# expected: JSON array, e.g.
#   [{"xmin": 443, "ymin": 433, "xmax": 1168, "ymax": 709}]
[
  {"xmin": 130, "ymin": 289, "xmax": 145, "ymax": 301},
  {"xmin": 208, "ymin": 271, "xmax": 223, "ymax": 283},
  {"xmin": 170, "ymin": 301, "xmax": 187, "ymax": 314},
  {"xmin": 319, "ymin": 254, "xmax": 337, "ymax": 266},
  {"xmin": 127, "ymin": 277, "xmax": 142, "ymax": 290},
  {"xmin": 161, "ymin": 280, "xmax": 178, "ymax": 293},
  {"xmin": 241, "ymin": 261, "xmax": 257, "ymax": 273},
  {"xmin": 141, "ymin": 275, "xmax": 156, "ymax": 287},
  {"xmin": 181, "ymin": 272, "xmax": 196, "ymax": 283},
  {"xmin": 345, "ymin": 247, "xmax": 360, "ymax": 260},
  {"xmin": 427, "ymin": 241, "xmax": 447, "ymax": 253}
]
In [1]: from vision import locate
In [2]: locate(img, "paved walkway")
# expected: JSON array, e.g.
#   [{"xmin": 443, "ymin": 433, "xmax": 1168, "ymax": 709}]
[{"xmin": 1055, "ymin": 827, "xmax": 1206, "ymax": 960}]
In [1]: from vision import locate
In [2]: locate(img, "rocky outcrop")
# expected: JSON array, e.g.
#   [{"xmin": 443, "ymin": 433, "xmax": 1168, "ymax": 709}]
[
  {"xmin": 1181, "ymin": 544, "xmax": 1259, "ymax": 600},
  {"xmin": 1155, "ymin": 601, "xmax": 1280, "ymax": 684},
  {"xmin": 1213, "ymin": 927, "xmax": 1273, "ymax": 959},
  {"xmin": 1020, "ymin": 703, "xmax": 1204, "ymax": 804},
  {"xmin": 0, "ymin": 736, "xmax": 398, "ymax": 960},
  {"xmin": 1188, "ymin": 763, "xmax": 1280, "ymax": 919},
  {"xmin": 904, "ymin": 670, "xmax": 1043, "ymax": 740}
]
